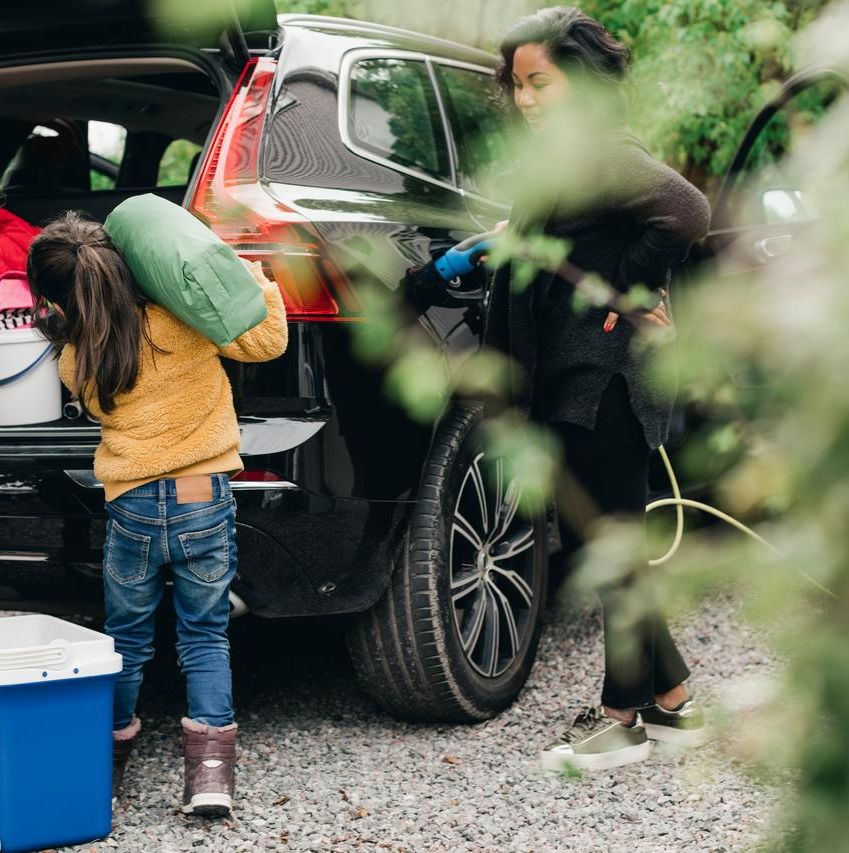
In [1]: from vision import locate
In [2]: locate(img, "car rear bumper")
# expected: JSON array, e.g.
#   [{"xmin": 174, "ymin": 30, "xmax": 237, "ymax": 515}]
[{"xmin": 0, "ymin": 470, "xmax": 412, "ymax": 619}]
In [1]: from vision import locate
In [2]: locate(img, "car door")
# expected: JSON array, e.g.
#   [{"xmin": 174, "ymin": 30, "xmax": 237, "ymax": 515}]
[
  {"xmin": 659, "ymin": 67, "xmax": 848, "ymax": 495},
  {"xmin": 417, "ymin": 59, "xmax": 512, "ymax": 352},
  {"xmin": 705, "ymin": 67, "xmax": 847, "ymax": 275}
]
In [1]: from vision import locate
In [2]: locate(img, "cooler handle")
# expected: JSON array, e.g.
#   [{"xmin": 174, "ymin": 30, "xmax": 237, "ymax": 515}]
[{"xmin": 0, "ymin": 639, "xmax": 71, "ymax": 671}]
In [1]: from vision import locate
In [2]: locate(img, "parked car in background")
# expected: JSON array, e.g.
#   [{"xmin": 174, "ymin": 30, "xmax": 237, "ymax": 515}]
[{"xmin": 659, "ymin": 64, "xmax": 848, "ymax": 495}]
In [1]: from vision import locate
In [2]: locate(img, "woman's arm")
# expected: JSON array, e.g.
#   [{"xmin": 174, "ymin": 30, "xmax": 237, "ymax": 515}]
[
  {"xmin": 610, "ymin": 138, "xmax": 712, "ymax": 293},
  {"xmin": 216, "ymin": 262, "xmax": 288, "ymax": 362},
  {"xmin": 602, "ymin": 136, "xmax": 711, "ymax": 332}
]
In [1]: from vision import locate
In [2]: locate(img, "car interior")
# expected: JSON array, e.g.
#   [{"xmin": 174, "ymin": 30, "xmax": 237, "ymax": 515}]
[{"xmin": 0, "ymin": 59, "xmax": 219, "ymax": 229}]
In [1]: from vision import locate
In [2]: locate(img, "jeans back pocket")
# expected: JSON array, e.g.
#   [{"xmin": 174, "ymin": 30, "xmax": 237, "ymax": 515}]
[
  {"xmin": 105, "ymin": 519, "xmax": 152, "ymax": 584},
  {"xmin": 178, "ymin": 519, "xmax": 230, "ymax": 583}
]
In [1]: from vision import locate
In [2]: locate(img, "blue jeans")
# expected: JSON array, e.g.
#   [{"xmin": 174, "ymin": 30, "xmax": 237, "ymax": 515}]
[{"xmin": 102, "ymin": 474, "xmax": 237, "ymax": 729}]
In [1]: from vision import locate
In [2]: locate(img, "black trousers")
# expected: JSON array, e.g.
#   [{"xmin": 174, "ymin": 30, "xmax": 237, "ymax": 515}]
[{"xmin": 550, "ymin": 374, "xmax": 690, "ymax": 709}]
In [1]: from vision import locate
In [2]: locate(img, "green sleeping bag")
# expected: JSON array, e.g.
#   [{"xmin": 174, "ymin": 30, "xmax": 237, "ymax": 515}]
[{"xmin": 103, "ymin": 193, "xmax": 267, "ymax": 346}]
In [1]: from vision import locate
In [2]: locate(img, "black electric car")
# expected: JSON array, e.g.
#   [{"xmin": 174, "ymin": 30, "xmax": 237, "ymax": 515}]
[{"xmin": 0, "ymin": 4, "xmax": 543, "ymax": 723}]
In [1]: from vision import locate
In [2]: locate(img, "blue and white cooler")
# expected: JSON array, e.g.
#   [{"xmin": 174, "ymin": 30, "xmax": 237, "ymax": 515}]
[{"xmin": 0, "ymin": 614, "xmax": 122, "ymax": 852}]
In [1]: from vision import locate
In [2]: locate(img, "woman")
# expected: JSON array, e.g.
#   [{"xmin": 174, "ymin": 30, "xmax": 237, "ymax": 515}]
[
  {"xmin": 27, "ymin": 211, "xmax": 287, "ymax": 814},
  {"xmin": 486, "ymin": 8, "xmax": 712, "ymax": 770}
]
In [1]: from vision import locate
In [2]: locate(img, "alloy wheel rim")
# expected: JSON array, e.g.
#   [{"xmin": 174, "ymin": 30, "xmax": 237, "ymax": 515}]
[{"xmin": 449, "ymin": 452, "xmax": 537, "ymax": 678}]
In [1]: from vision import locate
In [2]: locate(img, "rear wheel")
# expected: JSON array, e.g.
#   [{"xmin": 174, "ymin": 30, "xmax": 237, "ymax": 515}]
[{"xmin": 347, "ymin": 403, "xmax": 548, "ymax": 722}]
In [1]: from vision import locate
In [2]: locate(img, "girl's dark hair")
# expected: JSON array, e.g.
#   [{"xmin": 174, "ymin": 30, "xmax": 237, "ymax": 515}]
[
  {"xmin": 27, "ymin": 210, "xmax": 159, "ymax": 414},
  {"xmin": 496, "ymin": 7, "xmax": 631, "ymax": 114}
]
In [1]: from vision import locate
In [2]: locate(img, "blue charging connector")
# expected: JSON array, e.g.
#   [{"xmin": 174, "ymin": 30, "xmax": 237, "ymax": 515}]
[{"xmin": 433, "ymin": 232, "xmax": 496, "ymax": 283}]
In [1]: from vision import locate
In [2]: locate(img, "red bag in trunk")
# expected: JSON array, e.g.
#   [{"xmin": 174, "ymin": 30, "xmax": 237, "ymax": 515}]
[{"xmin": 0, "ymin": 209, "xmax": 41, "ymax": 330}]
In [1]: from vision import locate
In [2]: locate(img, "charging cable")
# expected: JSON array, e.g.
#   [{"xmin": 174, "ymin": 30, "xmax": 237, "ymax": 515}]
[
  {"xmin": 649, "ymin": 445, "xmax": 835, "ymax": 597},
  {"xmin": 446, "ymin": 231, "xmax": 832, "ymax": 596}
]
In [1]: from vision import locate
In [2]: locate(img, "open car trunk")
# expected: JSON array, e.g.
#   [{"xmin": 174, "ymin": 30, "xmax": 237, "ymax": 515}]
[
  {"xmin": 0, "ymin": 54, "xmax": 225, "ymax": 463},
  {"xmin": 0, "ymin": 0, "xmax": 278, "ymax": 61}
]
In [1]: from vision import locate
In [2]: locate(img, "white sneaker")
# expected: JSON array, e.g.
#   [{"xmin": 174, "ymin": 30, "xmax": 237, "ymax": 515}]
[
  {"xmin": 641, "ymin": 699, "xmax": 709, "ymax": 747},
  {"xmin": 540, "ymin": 706, "xmax": 652, "ymax": 772}
]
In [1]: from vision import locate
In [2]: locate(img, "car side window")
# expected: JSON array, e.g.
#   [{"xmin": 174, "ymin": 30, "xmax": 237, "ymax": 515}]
[
  {"xmin": 88, "ymin": 120, "xmax": 127, "ymax": 190},
  {"xmin": 157, "ymin": 139, "xmax": 203, "ymax": 186},
  {"xmin": 348, "ymin": 58, "xmax": 451, "ymax": 181},
  {"xmin": 731, "ymin": 75, "xmax": 844, "ymax": 226},
  {"xmin": 434, "ymin": 64, "xmax": 510, "ymax": 200},
  {"xmin": 1, "ymin": 120, "xmax": 98, "ymax": 193}
]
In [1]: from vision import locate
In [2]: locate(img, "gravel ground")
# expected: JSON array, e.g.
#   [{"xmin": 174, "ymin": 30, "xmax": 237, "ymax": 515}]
[{"xmin": 15, "ymin": 585, "xmax": 783, "ymax": 853}]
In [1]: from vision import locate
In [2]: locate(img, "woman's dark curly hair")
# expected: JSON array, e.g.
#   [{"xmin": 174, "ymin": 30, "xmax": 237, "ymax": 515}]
[{"xmin": 496, "ymin": 7, "xmax": 631, "ymax": 118}]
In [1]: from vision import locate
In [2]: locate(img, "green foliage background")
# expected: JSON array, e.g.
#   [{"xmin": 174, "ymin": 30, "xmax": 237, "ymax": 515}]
[
  {"xmin": 274, "ymin": 0, "xmax": 832, "ymax": 192},
  {"xmin": 581, "ymin": 0, "xmax": 832, "ymax": 189}
]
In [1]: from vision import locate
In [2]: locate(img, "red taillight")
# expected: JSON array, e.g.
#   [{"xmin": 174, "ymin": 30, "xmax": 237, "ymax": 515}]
[
  {"xmin": 223, "ymin": 61, "xmax": 275, "ymax": 184},
  {"xmin": 190, "ymin": 58, "xmax": 361, "ymax": 322}
]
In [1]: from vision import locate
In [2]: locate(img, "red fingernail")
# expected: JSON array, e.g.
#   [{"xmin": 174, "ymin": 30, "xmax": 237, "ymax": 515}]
[{"xmin": 603, "ymin": 321, "xmax": 613, "ymax": 333}]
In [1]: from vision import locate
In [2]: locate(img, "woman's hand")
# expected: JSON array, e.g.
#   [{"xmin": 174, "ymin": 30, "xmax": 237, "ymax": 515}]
[
  {"xmin": 603, "ymin": 289, "xmax": 671, "ymax": 333},
  {"xmin": 479, "ymin": 220, "xmax": 509, "ymax": 265}
]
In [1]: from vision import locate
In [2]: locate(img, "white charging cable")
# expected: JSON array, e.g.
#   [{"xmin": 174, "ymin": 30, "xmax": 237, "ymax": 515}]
[{"xmin": 648, "ymin": 445, "xmax": 835, "ymax": 597}]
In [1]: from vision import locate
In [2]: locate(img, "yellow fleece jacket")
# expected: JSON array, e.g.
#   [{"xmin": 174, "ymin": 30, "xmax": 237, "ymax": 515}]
[{"xmin": 58, "ymin": 262, "xmax": 288, "ymax": 501}]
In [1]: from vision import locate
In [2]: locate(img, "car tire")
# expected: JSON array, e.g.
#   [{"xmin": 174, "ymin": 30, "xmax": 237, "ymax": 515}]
[{"xmin": 347, "ymin": 402, "xmax": 548, "ymax": 722}]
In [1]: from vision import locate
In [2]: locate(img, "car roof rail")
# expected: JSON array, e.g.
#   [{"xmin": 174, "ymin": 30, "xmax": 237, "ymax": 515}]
[{"xmin": 276, "ymin": 13, "xmax": 496, "ymax": 64}]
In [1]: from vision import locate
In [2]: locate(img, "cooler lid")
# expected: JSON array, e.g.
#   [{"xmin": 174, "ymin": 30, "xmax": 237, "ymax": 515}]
[{"xmin": 0, "ymin": 614, "xmax": 122, "ymax": 686}]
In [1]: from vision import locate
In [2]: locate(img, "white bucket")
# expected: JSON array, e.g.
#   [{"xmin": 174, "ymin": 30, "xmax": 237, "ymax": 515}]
[{"xmin": 0, "ymin": 326, "xmax": 61, "ymax": 425}]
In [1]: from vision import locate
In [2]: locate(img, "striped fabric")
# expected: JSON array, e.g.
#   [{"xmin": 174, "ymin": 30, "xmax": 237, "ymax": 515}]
[{"xmin": 0, "ymin": 308, "xmax": 34, "ymax": 330}]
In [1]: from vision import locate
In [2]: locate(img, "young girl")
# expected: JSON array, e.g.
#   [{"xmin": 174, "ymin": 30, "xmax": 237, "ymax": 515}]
[
  {"xmin": 486, "ymin": 8, "xmax": 712, "ymax": 770},
  {"xmin": 27, "ymin": 210, "xmax": 287, "ymax": 815}
]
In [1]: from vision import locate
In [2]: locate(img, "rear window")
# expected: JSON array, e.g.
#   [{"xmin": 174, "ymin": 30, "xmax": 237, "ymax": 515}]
[
  {"xmin": 0, "ymin": 123, "xmax": 202, "ymax": 193},
  {"xmin": 347, "ymin": 58, "xmax": 451, "ymax": 182},
  {"xmin": 0, "ymin": 69, "xmax": 217, "ymax": 196},
  {"xmin": 158, "ymin": 139, "xmax": 203, "ymax": 187},
  {"xmin": 0, "ymin": 119, "xmax": 92, "ymax": 193}
]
